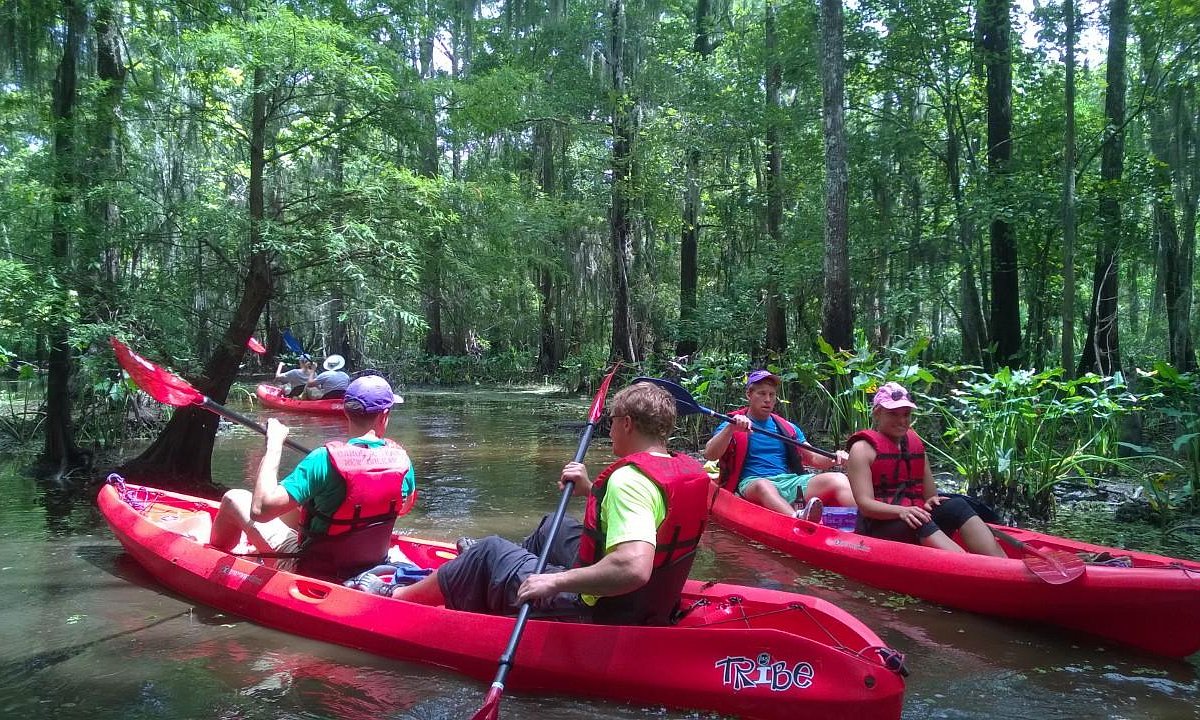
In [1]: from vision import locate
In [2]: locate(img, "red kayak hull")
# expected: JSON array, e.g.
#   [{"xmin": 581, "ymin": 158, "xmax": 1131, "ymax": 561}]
[
  {"xmin": 709, "ymin": 485, "xmax": 1200, "ymax": 658},
  {"xmin": 97, "ymin": 483, "xmax": 906, "ymax": 720},
  {"xmin": 255, "ymin": 382, "xmax": 344, "ymax": 415}
]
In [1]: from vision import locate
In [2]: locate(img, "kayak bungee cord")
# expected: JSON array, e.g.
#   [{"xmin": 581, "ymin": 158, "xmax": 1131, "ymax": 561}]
[{"xmin": 108, "ymin": 473, "xmax": 159, "ymax": 512}]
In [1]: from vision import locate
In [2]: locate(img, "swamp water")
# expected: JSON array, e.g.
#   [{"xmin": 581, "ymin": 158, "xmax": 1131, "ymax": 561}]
[{"xmin": 1, "ymin": 387, "xmax": 1197, "ymax": 719}]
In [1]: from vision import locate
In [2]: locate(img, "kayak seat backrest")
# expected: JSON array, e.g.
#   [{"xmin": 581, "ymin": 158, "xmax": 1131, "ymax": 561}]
[{"xmin": 296, "ymin": 520, "xmax": 394, "ymax": 582}]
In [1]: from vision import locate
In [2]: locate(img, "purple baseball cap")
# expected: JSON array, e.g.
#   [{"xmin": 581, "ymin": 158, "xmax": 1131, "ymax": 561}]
[
  {"xmin": 344, "ymin": 375, "xmax": 404, "ymax": 414},
  {"xmin": 872, "ymin": 382, "xmax": 917, "ymax": 410},
  {"xmin": 746, "ymin": 369, "xmax": 782, "ymax": 388}
]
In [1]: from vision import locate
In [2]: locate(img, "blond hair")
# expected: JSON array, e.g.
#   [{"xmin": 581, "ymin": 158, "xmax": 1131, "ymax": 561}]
[{"xmin": 609, "ymin": 382, "xmax": 676, "ymax": 442}]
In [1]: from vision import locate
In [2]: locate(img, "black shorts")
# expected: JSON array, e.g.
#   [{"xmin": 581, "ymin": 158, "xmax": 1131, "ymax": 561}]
[
  {"xmin": 435, "ymin": 515, "xmax": 591, "ymax": 620},
  {"xmin": 857, "ymin": 496, "xmax": 978, "ymax": 544}
]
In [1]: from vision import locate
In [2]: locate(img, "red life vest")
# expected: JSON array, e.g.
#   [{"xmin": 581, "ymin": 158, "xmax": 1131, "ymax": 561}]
[
  {"xmin": 576, "ymin": 451, "xmax": 710, "ymax": 626},
  {"xmin": 296, "ymin": 438, "xmax": 415, "ymax": 580},
  {"xmin": 716, "ymin": 409, "xmax": 806, "ymax": 491},
  {"xmin": 846, "ymin": 429, "xmax": 926, "ymax": 506}
]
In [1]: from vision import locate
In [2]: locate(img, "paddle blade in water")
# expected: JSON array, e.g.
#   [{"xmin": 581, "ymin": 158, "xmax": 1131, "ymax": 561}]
[
  {"xmin": 247, "ymin": 337, "xmax": 266, "ymax": 354},
  {"xmin": 110, "ymin": 337, "xmax": 205, "ymax": 407},
  {"xmin": 468, "ymin": 685, "xmax": 502, "ymax": 720}
]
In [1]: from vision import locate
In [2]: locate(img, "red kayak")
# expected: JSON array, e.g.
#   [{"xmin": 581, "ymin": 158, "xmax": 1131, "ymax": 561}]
[
  {"xmin": 97, "ymin": 481, "xmax": 906, "ymax": 720},
  {"xmin": 255, "ymin": 382, "xmax": 344, "ymax": 415},
  {"xmin": 709, "ymin": 485, "xmax": 1200, "ymax": 658}
]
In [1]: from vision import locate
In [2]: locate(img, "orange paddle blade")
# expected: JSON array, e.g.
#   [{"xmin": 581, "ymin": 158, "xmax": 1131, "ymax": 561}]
[
  {"xmin": 247, "ymin": 336, "xmax": 266, "ymax": 354},
  {"xmin": 110, "ymin": 337, "xmax": 205, "ymax": 407}
]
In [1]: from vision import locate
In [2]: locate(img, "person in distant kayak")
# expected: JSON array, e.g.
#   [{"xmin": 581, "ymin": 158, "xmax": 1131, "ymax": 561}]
[
  {"xmin": 350, "ymin": 381, "xmax": 710, "ymax": 626},
  {"xmin": 304, "ymin": 354, "xmax": 350, "ymax": 400},
  {"xmin": 275, "ymin": 355, "xmax": 316, "ymax": 397},
  {"xmin": 845, "ymin": 382, "xmax": 1004, "ymax": 556},
  {"xmin": 704, "ymin": 369, "xmax": 853, "ymax": 521},
  {"xmin": 210, "ymin": 374, "xmax": 415, "ymax": 579}
]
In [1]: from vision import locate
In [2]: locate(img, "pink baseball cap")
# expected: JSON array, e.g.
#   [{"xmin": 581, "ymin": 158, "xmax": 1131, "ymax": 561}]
[{"xmin": 872, "ymin": 382, "xmax": 917, "ymax": 410}]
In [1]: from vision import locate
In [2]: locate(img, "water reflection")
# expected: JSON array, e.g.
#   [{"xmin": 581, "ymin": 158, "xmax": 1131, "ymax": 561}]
[{"xmin": 0, "ymin": 387, "xmax": 1198, "ymax": 719}]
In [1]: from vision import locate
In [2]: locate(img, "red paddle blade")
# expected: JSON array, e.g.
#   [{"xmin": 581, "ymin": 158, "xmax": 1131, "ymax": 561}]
[
  {"xmin": 1023, "ymin": 550, "xmax": 1086, "ymax": 584},
  {"xmin": 111, "ymin": 337, "xmax": 205, "ymax": 407},
  {"xmin": 247, "ymin": 336, "xmax": 266, "ymax": 354},
  {"xmin": 468, "ymin": 685, "xmax": 502, "ymax": 720},
  {"xmin": 587, "ymin": 364, "xmax": 620, "ymax": 424}
]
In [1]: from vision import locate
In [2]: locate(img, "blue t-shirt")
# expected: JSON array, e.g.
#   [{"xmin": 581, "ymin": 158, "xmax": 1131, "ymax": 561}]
[{"xmin": 714, "ymin": 415, "xmax": 807, "ymax": 480}]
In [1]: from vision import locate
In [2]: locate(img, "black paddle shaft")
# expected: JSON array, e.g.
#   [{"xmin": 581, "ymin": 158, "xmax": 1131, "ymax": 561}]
[{"xmin": 201, "ymin": 398, "xmax": 312, "ymax": 456}]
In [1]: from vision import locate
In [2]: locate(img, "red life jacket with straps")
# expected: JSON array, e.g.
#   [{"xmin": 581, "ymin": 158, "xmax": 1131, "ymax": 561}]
[
  {"xmin": 576, "ymin": 451, "xmax": 710, "ymax": 626},
  {"xmin": 846, "ymin": 429, "xmax": 926, "ymax": 506},
  {"xmin": 716, "ymin": 409, "xmax": 807, "ymax": 491},
  {"xmin": 297, "ymin": 438, "xmax": 415, "ymax": 580}
]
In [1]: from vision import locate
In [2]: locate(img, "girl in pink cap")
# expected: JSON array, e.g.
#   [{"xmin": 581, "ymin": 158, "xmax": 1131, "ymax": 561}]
[{"xmin": 844, "ymin": 382, "xmax": 1004, "ymax": 556}]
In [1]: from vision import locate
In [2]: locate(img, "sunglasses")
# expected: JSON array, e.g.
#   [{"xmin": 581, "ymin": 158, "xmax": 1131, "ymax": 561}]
[{"xmin": 888, "ymin": 389, "xmax": 909, "ymax": 401}]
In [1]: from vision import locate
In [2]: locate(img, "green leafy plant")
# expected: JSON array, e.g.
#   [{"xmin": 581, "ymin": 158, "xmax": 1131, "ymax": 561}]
[
  {"xmin": 1134, "ymin": 364, "xmax": 1200, "ymax": 511},
  {"xmin": 923, "ymin": 368, "xmax": 1143, "ymax": 517}
]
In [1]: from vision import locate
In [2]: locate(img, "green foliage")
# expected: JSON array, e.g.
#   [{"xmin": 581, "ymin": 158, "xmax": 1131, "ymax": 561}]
[
  {"xmin": 923, "ymin": 368, "xmax": 1143, "ymax": 514},
  {"xmin": 1134, "ymin": 364, "xmax": 1200, "ymax": 511}
]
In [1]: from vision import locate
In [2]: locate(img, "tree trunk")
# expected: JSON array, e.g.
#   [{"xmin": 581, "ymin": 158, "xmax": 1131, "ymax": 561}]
[
  {"xmin": 981, "ymin": 0, "xmax": 1021, "ymax": 367},
  {"xmin": 1168, "ymin": 82, "xmax": 1197, "ymax": 370},
  {"xmin": 419, "ymin": 7, "xmax": 445, "ymax": 357},
  {"xmin": 1061, "ymin": 0, "xmax": 1077, "ymax": 376},
  {"xmin": 90, "ymin": 0, "xmax": 126, "ymax": 290},
  {"xmin": 677, "ymin": 147, "xmax": 700, "ymax": 358},
  {"xmin": 763, "ymin": 0, "xmax": 787, "ymax": 353},
  {"xmin": 121, "ymin": 67, "xmax": 276, "ymax": 488},
  {"xmin": 819, "ymin": 0, "xmax": 852, "ymax": 351},
  {"xmin": 536, "ymin": 120, "xmax": 561, "ymax": 374},
  {"xmin": 946, "ymin": 101, "xmax": 986, "ymax": 364},
  {"xmin": 40, "ymin": 0, "xmax": 89, "ymax": 481},
  {"xmin": 1079, "ymin": 0, "xmax": 1128, "ymax": 377},
  {"xmin": 1140, "ymin": 34, "xmax": 1188, "ymax": 369},
  {"xmin": 609, "ymin": 0, "xmax": 636, "ymax": 363}
]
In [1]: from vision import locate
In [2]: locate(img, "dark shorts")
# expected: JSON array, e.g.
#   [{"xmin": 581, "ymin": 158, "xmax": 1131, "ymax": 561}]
[
  {"xmin": 857, "ymin": 496, "xmax": 978, "ymax": 544},
  {"xmin": 435, "ymin": 515, "xmax": 592, "ymax": 620}
]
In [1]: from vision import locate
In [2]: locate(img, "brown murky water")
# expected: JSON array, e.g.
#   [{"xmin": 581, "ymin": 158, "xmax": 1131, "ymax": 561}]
[{"xmin": 1, "ymin": 387, "xmax": 1197, "ymax": 719}]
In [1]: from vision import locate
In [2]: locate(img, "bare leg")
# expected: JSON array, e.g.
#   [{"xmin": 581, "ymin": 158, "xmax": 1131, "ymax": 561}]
[
  {"xmin": 740, "ymin": 478, "xmax": 794, "ymax": 516},
  {"xmin": 804, "ymin": 472, "xmax": 856, "ymax": 507},
  {"xmin": 389, "ymin": 572, "xmax": 446, "ymax": 605},
  {"xmin": 919, "ymin": 529, "xmax": 966, "ymax": 553},
  {"xmin": 958, "ymin": 516, "xmax": 1006, "ymax": 557},
  {"xmin": 210, "ymin": 489, "xmax": 252, "ymax": 551},
  {"xmin": 209, "ymin": 489, "xmax": 285, "ymax": 554}
]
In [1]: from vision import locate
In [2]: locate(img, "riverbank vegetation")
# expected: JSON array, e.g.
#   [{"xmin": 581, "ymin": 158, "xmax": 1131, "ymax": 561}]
[{"xmin": 0, "ymin": 0, "xmax": 1197, "ymax": 522}]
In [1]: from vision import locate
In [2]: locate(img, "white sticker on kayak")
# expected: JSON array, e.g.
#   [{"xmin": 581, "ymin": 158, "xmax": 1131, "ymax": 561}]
[
  {"xmin": 715, "ymin": 652, "xmax": 814, "ymax": 691},
  {"xmin": 825, "ymin": 535, "xmax": 871, "ymax": 552}
]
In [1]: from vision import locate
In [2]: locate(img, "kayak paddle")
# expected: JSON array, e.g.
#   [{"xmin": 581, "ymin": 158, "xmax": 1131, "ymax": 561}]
[
  {"xmin": 281, "ymin": 328, "xmax": 309, "ymax": 360},
  {"xmin": 990, "ymin": 526, "xmax": 1086, "ymax": 584},
  {"xmin": 633, "ymin": 376, "xmax": 838, "ymax": 460},
  {"xmin": 111, "ymin": 337, "xmax": 312, "ymax": 456},
  {"xmin": 246, "ymin": 337, "xmax": 267, "ymax": 355},
  {"xmin": 470, "ymin": 364, "xmax": 620, "ymax": 720}
]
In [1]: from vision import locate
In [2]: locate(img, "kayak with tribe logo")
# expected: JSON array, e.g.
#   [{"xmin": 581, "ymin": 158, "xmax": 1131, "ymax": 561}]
[{"xmin": 96, "ymin": 479, "xmax": 907, "ymax": 720}]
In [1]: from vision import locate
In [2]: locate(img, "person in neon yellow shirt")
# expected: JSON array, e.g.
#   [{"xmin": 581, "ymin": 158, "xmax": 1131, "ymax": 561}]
[{"xmin": 350, "ymin": 382, "xmax": 711, "ymax": 626}]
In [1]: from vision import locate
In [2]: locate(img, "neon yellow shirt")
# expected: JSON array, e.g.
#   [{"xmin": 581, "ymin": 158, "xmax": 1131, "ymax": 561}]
[{"xmin": 581, "ymin": 458, "xmax": 668, "ymax": 606}]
